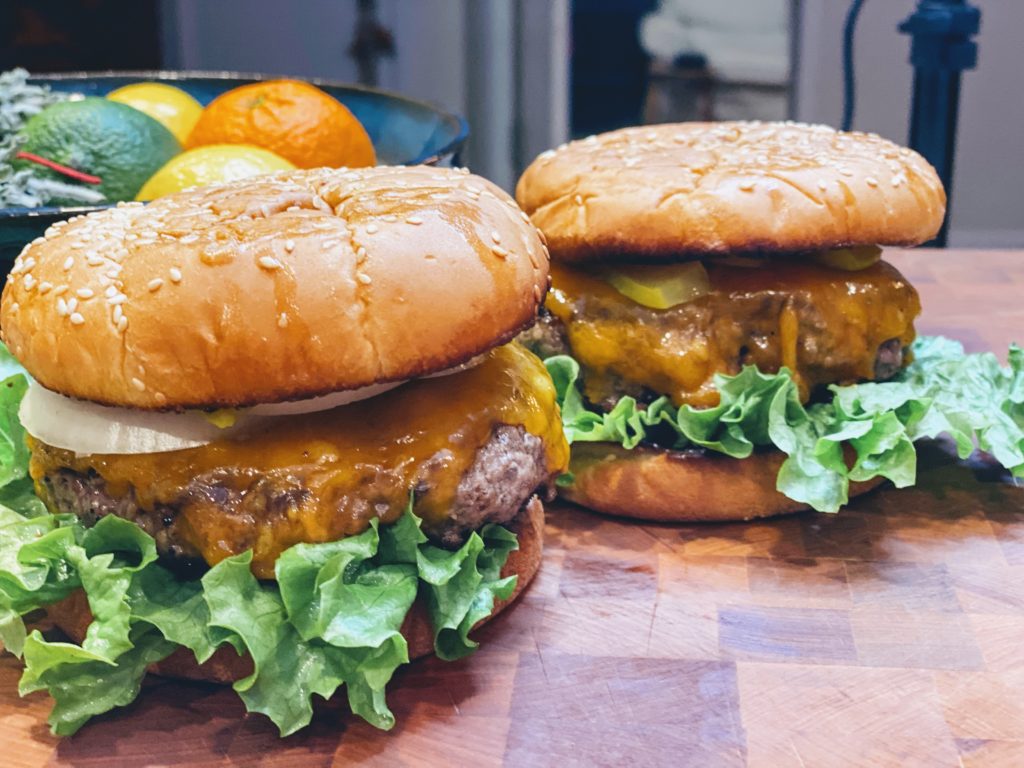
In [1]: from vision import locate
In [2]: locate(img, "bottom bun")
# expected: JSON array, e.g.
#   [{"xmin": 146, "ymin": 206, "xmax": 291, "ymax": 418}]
[
  {"xmin": 46, "ymin": 496, "xmax": 545, "ymax": 684},
  {"xmin": 561, "ymin": 443, "xmax": 884, "ymax": 522}
]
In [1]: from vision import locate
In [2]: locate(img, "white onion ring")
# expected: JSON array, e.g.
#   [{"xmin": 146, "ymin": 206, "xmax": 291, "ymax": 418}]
[
  {"xmin": 20, "ymin": 384, "xmax": 226, "ymax": 456},
  {"xmin": 248, "ymin": 381, "xmax": 405, "ymax": 416},
  {"xmin": 19, "ymin": 356, "xmax": 487, "ymax": 456}
]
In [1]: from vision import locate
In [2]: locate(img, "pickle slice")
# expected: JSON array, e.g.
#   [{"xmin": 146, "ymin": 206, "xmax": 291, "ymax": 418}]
[
  {"xmin": 813, "ymin": 245, "xmax": 882, "ymax": 271},
  {"xmin": 604, "ymin": 262, "xmax": 711, "ymax": 309}
]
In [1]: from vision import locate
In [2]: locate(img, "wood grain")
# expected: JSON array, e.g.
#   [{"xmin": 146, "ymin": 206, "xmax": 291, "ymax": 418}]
[{"xmin": 1, "ymin": 249, "xmax": 1022, "ymax": 767}]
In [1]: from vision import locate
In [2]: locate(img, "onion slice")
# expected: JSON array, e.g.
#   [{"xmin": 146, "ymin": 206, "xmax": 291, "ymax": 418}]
[
  {"xmin": 18, "ymin": 355, "xmax": 488, "ymax": 456},
  {"xmin": 248, "ymin": 381, "xmax": 405, "ymax": 416},
  {"xmin": 19, "ymin": 384, "xmax": 227, "ymax": 456}
]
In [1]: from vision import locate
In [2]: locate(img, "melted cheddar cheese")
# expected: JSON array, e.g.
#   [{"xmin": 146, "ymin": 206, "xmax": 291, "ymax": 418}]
[
  {"xmin": 546, "ymin": 259, "xmax": 921, "ymax": 408},
  {"xmin": 30, "ymin": 343, "xmax": 568, "ymax": 578}
]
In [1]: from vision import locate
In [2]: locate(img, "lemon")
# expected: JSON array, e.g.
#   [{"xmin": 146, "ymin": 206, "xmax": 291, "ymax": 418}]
[
  {"xmin": 107, "ymin": 82, "xmax": 204, "ymax": 144},
  {"xmin": 136, "ymin": 144, "xmax": 295, "ymax": 200}
]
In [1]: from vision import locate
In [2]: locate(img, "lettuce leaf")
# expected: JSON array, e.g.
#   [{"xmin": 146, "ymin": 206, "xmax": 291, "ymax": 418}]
[
  {"xmin": 547, "ymin": 335, "xmax": 1024, "ymax": 512},
  {"xmin": 0, "ymin": 351, "xmax": 520, "ymax": 737}
]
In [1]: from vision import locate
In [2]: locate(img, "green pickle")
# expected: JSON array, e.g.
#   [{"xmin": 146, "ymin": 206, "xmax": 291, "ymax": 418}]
[
  {"xmin": 813, "ymin": 245, "xmax": 882, "ymax": 271},
  {"xmin": 603, "ymin": 262, "xmax": 711, "ymax": 309}
]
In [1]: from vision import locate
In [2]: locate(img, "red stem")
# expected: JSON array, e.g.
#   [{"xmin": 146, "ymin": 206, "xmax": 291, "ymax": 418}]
[{"xmin": 15, "ymin": 152, "xmax": 102, "ymax": 184}]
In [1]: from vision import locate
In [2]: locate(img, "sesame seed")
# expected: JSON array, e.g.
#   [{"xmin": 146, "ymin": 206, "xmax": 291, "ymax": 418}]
[
  {"xmin": 38, "ymin": 282, "xmax": 52, "ymax": 294},
  {"xmin": 492, "ymin": 246, "xmax": 509, "ymax": 259},
  {"xmin": 113, "ymin": 305, "xmax": 123, "ymax": 323},
  {"xmin": 278, "ymin": 313, "xmax": 289, "ymax": 328},
  {"xmin": 23, "ymin": 274, "xmax": 36, "ymax": 291},
  {"xmin": 491, "ymin": 230, "xmax": 502, "ymax": 244},
  {"xmin": 67, "ymin": 297, "xmax": 78, "ymax": 313},
  {"xmin": 9, "ymin": 302, "xmax": 17, "ymax": 313},
  {"xmin": 817, "ymin": 180, "xmax": 828, "ymax": 191},
  {"xmin": 739, "ymin": 180, "xmax": 756, "ymax": 192},
  {"xmin": 56, "ymin": 298, "xmax": 68, "ymax": 317},
  {"xmin": 63, "ymin": 257, "xmax": 74, "ymax": 271},
  {"xmin": 383, "ymin": 215, "xmax": 398, "ymax": 223},
  {"xmin": 258, "ymin": 256, "xmax": 281, "ymax": 271},
  {"xmin": 147, "ymin": 278, "xmax": 164, "ymax": 292},
  {"xmin": 284, "ymin": 239, "xmax": 295, "ymax": 253},
  {"xmin": 54, "ymin": 285, "xmax": 67, "ymax": 295},
  {"xmin": 866, "ymin": 177, "xmax": 879, "ymax": 187},
  {"xmin": 180, "ymin": 234, "xmax": 199, "ymax": 244},
  {"xmin": 365, "ymin": 223, "xmax": 379, "ymax": 234},
  {"xmin": 131, "ymin": 377, "xmax": 145, "ymax": 391},
  {"xmin": 892, "ymin": 175, "xmax": 904, "ymax": 187},
  {"xmin": 321, "ymin": 240, "xmax": 340, "ymax": 250},
  {"xmin": 22, "ymin": 257, "xmax": 35, "ymax": 271},
  {"xmin": 169, "ymin": 267, "xmax": 182, "ymax": 283},
  {"xmin": 117, "ymin": 316, "xmax": 128, "ymax": 332},
  {"xmin": 154, "ymin": 392, "xmax": 167, "ymax": 405},
  {"xmin": 406, "ymin": 216, "xmax": 423, "ymax": 225},
  {"xmin": 574, "ymin": 194, "xmax": 584, "ymax": 205},
  {"xmin": 69, "ymin": 313, "xmax": 85, "ymax": 326},
  {"xmin": 356, "ymin": 272, "xmax": 372, "ymax": 285},
  {"xmin": 76, "ymin": 287, "xmax": 94, "ymax": 299},
  {"xmin": 86, "ymin": 255, "xmax": 104, "ymax": 266},
  {"xmin": 356, "ymin": 246, "xmax": 367, "ymax": 259}
]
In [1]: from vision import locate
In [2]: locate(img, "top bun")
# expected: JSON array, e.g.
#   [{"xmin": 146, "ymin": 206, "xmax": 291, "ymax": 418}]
[
  {"xmin": 516, "ymin": 121, "xmax": 946, "ymax": 263},
  {"xmin": 1, "ymin": 166, "xmax": 549, "ymax": 409}
]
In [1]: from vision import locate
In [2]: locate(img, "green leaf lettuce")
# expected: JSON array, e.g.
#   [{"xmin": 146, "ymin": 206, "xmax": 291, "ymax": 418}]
[{"xmin": 546, "ymin": 335, "xmax": 1024, "ymax": 512}]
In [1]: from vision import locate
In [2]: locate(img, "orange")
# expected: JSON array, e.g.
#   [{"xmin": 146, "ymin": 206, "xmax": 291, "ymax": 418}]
[{"xmin": 186, "ymin": 79, "xmax": 375, "ymax": 169}]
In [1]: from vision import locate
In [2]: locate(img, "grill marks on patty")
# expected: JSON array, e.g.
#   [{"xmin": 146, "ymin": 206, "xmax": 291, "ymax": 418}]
[{"xmin": 39, "ymin": 425, "xmax": 551, "ymax": 571}]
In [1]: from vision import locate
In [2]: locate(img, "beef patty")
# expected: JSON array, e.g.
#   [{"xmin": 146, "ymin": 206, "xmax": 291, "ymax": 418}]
[
  {"xmin": 28, "ymin": 342, "xmax": 568, "ymax": 578},
  {"xmin": 38, "ymin": 425, "xmax": 550, "ymax": 574},
  {"xmin": 526, "ymin": 259, "xmax": 921, "ymax": 408}
]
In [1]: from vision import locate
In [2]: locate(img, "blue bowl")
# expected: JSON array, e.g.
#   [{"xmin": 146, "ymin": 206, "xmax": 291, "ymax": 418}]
[{"xmin": 0, "ymin": 70, "xmax": 469, "ymax": 264}]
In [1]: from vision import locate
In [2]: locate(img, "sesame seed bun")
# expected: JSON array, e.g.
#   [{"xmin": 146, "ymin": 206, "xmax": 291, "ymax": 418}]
[
  {"xmin": 2, "ymin": 166, "xmax": 550, "ymax": 410},
  {"xmin": 515, "ymin": 122, "xmax": 946, "ymax": 263},
  {"xmin": 45, "ymin": 496, "xmax": 544, "ymax": 685},
  {"xmin": 561, "ymin": 443, "xmax": 884, "ymax": 522}
]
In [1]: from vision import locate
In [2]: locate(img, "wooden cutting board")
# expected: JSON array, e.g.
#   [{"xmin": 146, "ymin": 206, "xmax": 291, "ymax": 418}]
[{"xmin": 2, "ymin": 249, "xmax": 1022, "ymax": 767}]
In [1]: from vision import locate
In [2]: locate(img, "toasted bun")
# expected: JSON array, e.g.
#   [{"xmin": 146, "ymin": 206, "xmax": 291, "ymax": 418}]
[
  {"xmin": 516, "ymin": 122, "xmax": 946, "ymax": 263},
  {"xmin": 2, "ymin": 166, "xmax": 549, "ymax": 409},
  {"xmin": 45, "ymin": 497, "xmax": 544, "ymax": 684},
  {"xmin": 561, "ymin": 443, "xmax": 883, "ymax": 521}
]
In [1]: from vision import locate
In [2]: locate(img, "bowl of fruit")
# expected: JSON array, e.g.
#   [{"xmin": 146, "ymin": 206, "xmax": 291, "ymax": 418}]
[{"xmin": 0, "ymin": 69, "xmax": 468, "ymax": 264}]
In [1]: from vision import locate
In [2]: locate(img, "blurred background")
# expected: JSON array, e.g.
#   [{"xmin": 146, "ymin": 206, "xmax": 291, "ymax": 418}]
[{"xmin": 2, "ymin": 0, "xmax": 1019, "ymax": 247}]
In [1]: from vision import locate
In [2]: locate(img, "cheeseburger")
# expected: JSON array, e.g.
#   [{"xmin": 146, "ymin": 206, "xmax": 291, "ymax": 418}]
[
  {"xmin": 0, "ymin": 166, "xmax": 567, "ymax": 735},
  {"xmin": 517, "ymin": 121, "xmax": 1020, "ymax": 520}
]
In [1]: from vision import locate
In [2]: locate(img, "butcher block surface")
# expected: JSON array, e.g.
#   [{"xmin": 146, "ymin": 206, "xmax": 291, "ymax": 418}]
[{"xmin": 2, "ymin": 249, "xmax": 1023, "ymax": 767}]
